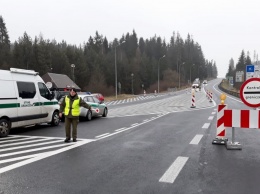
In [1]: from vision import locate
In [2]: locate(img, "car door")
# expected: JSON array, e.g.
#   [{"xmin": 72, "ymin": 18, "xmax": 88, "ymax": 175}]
[
  {"xmin": 16, "ymin": 81, "xmax": 42, "ymax": 126},
  {"xmin": 38, "ymin": 82, "xmax": 54, "ymax": 122},
  {"xmin": 92, "ymin": 96, "xmax": 104, "ymax": 115},
  {"xmin": 86, "ymin": 96, "xmax": 100, "ymax": 116}
]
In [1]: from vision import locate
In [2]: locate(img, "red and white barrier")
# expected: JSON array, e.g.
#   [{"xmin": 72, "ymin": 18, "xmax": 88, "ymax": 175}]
[
  {"xmin": 190, "ymin": 91, "xmax": 196, "ymax": 108},
  {"xmin": 206, "ymin": 90, "xmax": 209, "ymax": 99},
  {"xmin": 212, "ymin": 104, "xmax": 228, "ymax": 144},
  {"xmin": 223, "ymin": 109, "xmax": 260, "ymax": 150},
  {"xmin": 209, "ymin": 92, "xmax": 213, "ymax": 102},
  {"xmin": 224, "ymin": 109, "xmax": 260, "ymax": 129}
]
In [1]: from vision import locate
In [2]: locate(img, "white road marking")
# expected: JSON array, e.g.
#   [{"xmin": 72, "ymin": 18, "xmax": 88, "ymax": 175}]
[
  {"xmin": 0, "ymin": 153, "xmax": 51, "ymax": 164},
  {"xmin": 0, "ymin": 144, "xmax": 69, "ymax": 157},
  {"xmin": 189, "ymin": 134, "xmax": 203, "ymax": 145},
  {"xmin": 0, "ymin": 140, "xmax": 62, "ymax": 152},
  {"xmin": 202, "ymin": 123, "xmax": 210, "ymax": 129},
  {"xmin": 208, "ymin": 116, "xmax": 214, "ymax": 120},
  {"xmin": 115, "ymin": 127, "xmax": 127, "ymax": 132},
  {"xmin": 0, "ymin": 136, "xmax": 28, "ymax": 140},
  {"xmin": 0, "ymin": 139, "xmax": 94, "ymax": 174},
  {"xmin": 211, "ymin": 112, "xmax": 216, "ymax": 115},
  {"xmin": 0, "ymin": 138, "xmax": 49, "ymax": 147},
  {"xmin": 95, "ymin": 133, "xmax": 110, "ymax": 138},
  {"xmin": 0, "ymin": 137, "xmax": 36, "ymax": 144},
  {"xmin": 159, "ymin": 156, "xmax": 189, "ymax": 183}
]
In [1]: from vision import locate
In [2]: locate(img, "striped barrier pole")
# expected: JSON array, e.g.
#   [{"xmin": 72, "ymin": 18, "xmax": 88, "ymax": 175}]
[
  {"xmin": 209, "ymin": 91, "xmax": 213, "ymax": 102},
  {"xmin": 190, "ymin": 89, "xmax": 196, "ymax": 108},
  {"xmin": 212, "ymin": 93, "xmax": 228, "ymax": 145}
]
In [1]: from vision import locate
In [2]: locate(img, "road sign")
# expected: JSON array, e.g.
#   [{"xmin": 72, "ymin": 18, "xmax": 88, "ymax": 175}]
[
  {"xmin": 246, "ymin": 65, "xmax": 255, "ymax": 72},
  {"xmin": 254, "ymin": 64, "xmax": 260, "ymax": 78},
  {"xmin": 240, "ymin": 78, "xmax": 260, "ymax": 108},
  {"xmin": 235, "ymin": 71, "xmax": 244, "ymax": 82},
  {"xmin": 246, "ymin": 65, "xmax": 255, "ymax": 80}
]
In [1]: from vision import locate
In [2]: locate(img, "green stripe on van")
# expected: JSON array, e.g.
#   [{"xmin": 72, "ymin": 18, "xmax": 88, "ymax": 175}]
[
  {"xmin": 43, "ymin": 101, "xmax": 58, "ymax": 105},
  {"xmin": 0, "ymin": 103, "xmax": 20, "ymax": 108},
  {"xmin": 33, "ymin": 102, "xmax": 58, "ymax": 106},
  {"xmin": 0, "ymin": 101, "xmax": 58, "ymax": 109}
]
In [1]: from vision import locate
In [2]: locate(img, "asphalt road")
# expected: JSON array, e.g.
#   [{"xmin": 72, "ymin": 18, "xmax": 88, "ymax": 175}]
[{"xmin": 1, "ymin": 79, "xmax": 260, "ymax": 194}]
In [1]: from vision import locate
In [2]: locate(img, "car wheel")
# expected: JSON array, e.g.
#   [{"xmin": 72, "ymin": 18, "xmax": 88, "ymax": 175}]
[
  {"xmin": 51, "ymin": 111, "xmax": 60, "ymax": 126},
  {"xmin": 86, "ymin": 110, "xmax": 92, "ymax": 121},
  {"xmin": 102, "ymin": 108, "xmax": 108, "ymax": 117},
  {"xmin": 0, "ymin": 119, "xmax": 11, "ymax": 137}
]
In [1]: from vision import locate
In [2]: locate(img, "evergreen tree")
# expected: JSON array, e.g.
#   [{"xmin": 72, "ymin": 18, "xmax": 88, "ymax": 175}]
[
  {"xmin": 226, "ymin": 58, "xmax": 235, "ymax": 77},
  {"xmin": 0, "ymin": 16, "xmax": 11, "ymax": 69},
  {"xmin": 236, "ymin": 50, "xmax": 246, "ymax": 71}
]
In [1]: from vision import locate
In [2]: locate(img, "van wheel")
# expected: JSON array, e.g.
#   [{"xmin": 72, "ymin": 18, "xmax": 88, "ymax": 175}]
[
  {"xmin": 85, "ymin": 110, "xmax": 92, "ymax": 121},
  {"xmin": 0, "ymin": 119, "xmax": 11, "ymax": 137},
  {"xmin": 102, "ymin": 108, "xmax": 108, "ymax": 117},
  {"xmin": 51, "ymin": 112, "xmax": 60, "ymax": 126}
]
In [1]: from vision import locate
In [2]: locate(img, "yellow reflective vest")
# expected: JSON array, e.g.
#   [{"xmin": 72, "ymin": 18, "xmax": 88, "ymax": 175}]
[{"xmin": 64, "ymin": 96, "xmax": 80, "ymax": 116}]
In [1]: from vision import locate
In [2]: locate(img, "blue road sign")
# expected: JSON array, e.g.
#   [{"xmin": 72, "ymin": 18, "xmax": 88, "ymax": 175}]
[{"xmin": 246, "ymin": 65, "xmax": 255, "ymax": 72}]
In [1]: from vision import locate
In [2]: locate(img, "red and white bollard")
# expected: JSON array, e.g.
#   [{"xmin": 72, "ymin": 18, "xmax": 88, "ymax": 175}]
[
  {"xmin": 190, "ymin": 89, "xmax": 196, "ymax": 108},
  {"xmin": 209, "ymin": 91, "xmax": 213, "ymax": 102},
  {"xmin": 212, "ymin": 94, "xmax": 228, "ymax": 145}
]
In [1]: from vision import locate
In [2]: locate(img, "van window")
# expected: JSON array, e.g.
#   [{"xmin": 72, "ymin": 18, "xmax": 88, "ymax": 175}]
[
  {"xmin": 38, "ymin": 82, "xmax": 50, "ymax": 99},
  {"xmin": 17, "ymin": 82, "xmax": 36, "ymax": 99}
]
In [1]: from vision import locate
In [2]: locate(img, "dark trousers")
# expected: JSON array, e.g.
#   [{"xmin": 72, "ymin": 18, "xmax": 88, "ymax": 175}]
[{"xmin": 65, "ymin": 117, "xmax": 79, "ymax": 139}]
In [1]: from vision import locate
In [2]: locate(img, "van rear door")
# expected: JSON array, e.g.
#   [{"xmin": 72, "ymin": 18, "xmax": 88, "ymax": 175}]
[{"xmin": 0, "ymin": 80, "xmax": 18, "ymax": 124}]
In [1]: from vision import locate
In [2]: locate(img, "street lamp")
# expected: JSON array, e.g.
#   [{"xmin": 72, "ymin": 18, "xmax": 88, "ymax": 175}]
[
  {"xmin": 179, "ymin": 62, "xmax": 185, "ymax": 89},
  {"xmin": 158, "ymin": 55, "xmax": 166, "ymax": 93},
  {"xmin": 115, "ymin": 41, "xmax": 126, "ymax": 99},
  {"xmin": 190, "ymin": 64, "xmax": 195, "ymax": 85},
  {"xmin": 131, "ymin": 73, "xmax": 134, "ymax": 94},
  {"xmin": 71, "ymin": 64, "xmax": 75, "ymax": 82}
]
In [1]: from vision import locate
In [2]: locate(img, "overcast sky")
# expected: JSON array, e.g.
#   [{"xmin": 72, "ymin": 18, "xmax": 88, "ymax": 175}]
[{"xmin": 1, "ymin": 0, "xmax": 259, "ymax": 77}]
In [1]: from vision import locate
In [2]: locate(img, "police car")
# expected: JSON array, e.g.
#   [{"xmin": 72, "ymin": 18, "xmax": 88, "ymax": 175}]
[{"xmin": 59, "ymin": 93, "xmax": 108, "ymax": 121}]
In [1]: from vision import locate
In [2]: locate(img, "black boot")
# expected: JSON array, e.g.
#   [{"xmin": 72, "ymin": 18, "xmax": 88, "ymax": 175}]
[
  {"xmin": 73, "ymin": 139, "xmax": 77, "ymax": 142},
  {"xmin": 64, "ymin": 138, "xmax": 71, "ymax": 143}
]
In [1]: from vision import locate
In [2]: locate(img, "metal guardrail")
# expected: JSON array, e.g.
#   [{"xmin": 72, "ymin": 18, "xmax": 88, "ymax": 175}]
[{"xmin": 218, "ymin": 83, "xmax": 240, "ymax": 98}]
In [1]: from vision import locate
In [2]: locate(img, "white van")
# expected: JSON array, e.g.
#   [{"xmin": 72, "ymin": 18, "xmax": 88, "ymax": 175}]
[{"xmin": 0, "ymin": 68, "xmax": 60, "ymax": 137}]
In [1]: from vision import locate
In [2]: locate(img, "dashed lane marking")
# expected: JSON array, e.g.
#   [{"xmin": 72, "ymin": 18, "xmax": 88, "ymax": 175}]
[
  {"xmin": 95, "ymin": 133, "xmax": 110, "ymax": 138},
  {"xmin": 208, "ymin": 116, "xmax": 214, "ymax": 120},
  {"xmin": 159, "ymin": 156, "xmax": 189, "ymax": 184},
  {"xmin": 189, "ymin": 134, "xmax": 203, "ymax": 145},
  {"xmin": 202, "ymin": 123, "xmax": 210, "ymax": 129}
]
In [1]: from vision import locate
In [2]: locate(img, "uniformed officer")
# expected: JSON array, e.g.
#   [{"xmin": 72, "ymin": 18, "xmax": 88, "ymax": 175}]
[{"xmin": 59, "ymin": 87, "xmax": 91, "ymax": 142}]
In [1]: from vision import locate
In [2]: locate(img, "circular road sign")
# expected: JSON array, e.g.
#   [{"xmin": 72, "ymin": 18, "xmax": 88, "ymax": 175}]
[{"xmin": 240, "ymin": 77, "xmax": 260, "ymax": 108}]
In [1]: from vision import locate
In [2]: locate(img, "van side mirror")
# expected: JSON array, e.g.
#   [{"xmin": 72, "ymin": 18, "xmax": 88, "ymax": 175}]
[{"xmin": 50, "ymin": 91, "xmax": 55, "ymax": 100}]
